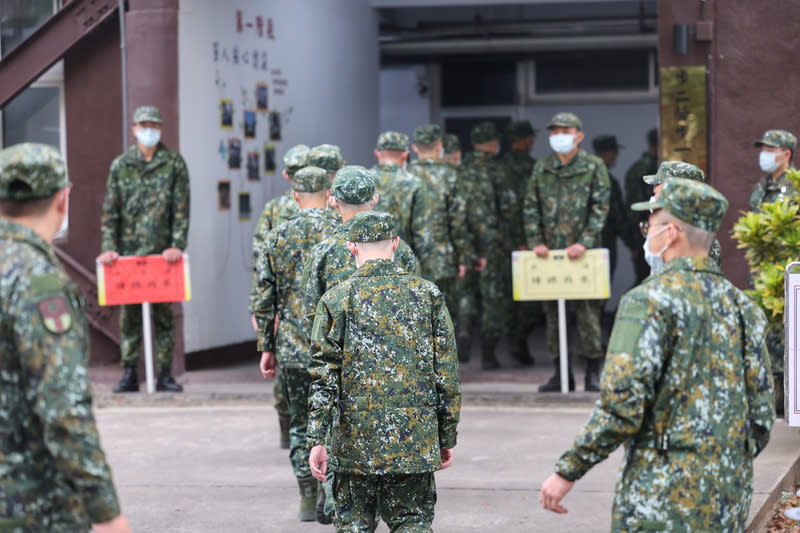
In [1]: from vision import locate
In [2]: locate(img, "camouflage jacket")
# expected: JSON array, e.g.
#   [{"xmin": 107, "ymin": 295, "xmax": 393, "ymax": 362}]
[
  {"xmin": 462, "ymin": 151, "xmax": 526, "ymax": 250},
  {"xmin": 307, "ymin": 259, "xmax": 461, "ymax": 475},
  {"xmin": 624, "ymin": 151, "xmax": 658, "ymax": 245},
  {"xmin": 300, "ymin": 223, "xmax": 420, "ymax": 340},
  {"xmin": 524, "ymin": 149, "xmax": 610, "ymax": 250},
  {"xmin": 499, "ymin": 149, "xmax": 536, "ymax": 200},
  {"xmin": 254, "ymin": 208, "xmax": 339, "ymax": 367},
  {"xmin": 408, "ymin": 158, "xmax": 474, "ymax": 274},
  {"xmin": 457, "ymin": 153, "xmax": 502, "ymax": 258},
  {"xmin": 556, "ymin": 256, "xmax": 774, "ymax": 531},
  {"xmin": 749, "ymin": 167, "xmax": 799, "ymax": 210},
  {"xmin": 0, "ymin": 220, "xmax": 120, "ymax": 529},
  {"xmin": 101, "ymin": 143, "xmax": 190, "ymax": 255},
  {"xmin": 371, "ymin": 162, "xmax": 433, "ymax": 275},
  {"xmin": 602, "ymin": 175, "xmax": 632, "ymax": 252}
]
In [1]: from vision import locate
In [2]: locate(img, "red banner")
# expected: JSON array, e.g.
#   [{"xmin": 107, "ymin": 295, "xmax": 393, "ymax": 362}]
[{"xmin": 97, "ymin": 254, "xmax": 192, "ymax": 306}]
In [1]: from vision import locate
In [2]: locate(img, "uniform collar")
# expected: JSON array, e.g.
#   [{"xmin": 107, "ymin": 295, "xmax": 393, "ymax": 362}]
[
  {"xmin": 0, "ymin": 218, "xmax": 57, "ymax": 263},
  {"xmin": 661, "ymin": 255, "xmax": 720, "ymax": 276},
  {"xmin": 548, "ymin": 148, "xmax": 586, "ymax": 170},
  {"xmin": 379, "ymin": 161, "xmax": 401, "ymax": 170},
  {"xmin": 352, "ymin": 258, "xmax": 407, "ymax": 277}
]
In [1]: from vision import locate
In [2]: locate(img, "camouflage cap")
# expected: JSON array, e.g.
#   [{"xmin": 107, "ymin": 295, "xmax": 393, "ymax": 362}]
[
  {"xmin": 647, "ymin": 128, "xmax": 658, "ymax": 146},
  {"xmin": 546, "ymin": 112, "xmax": 583, "ymax": 130},
  {"xmin": 443, "ymin": 134, "xmax": 461, "ymax": 154},
  {"xmin": 631, "ymin": 177, "xmax": 728, "ymax": 232},
  {"xmin": 347, "ymin": 210, "xmax": 398, "ymax": 243},
  {"xmin": 506, "ymin": 120, "xmax": 536, "ymax": 142},
  {"xmin": 133, "ymin": 105, "xmax": 162, "ymax": 124},
  {"xmin": 0, "ymin": 143, "xmax": 71, "ymax": 200},
  {"xmin": 376, "ymin": 131, "xmax": 409, "ymax": 151},
  {"xmin": 413, "ymin": 124, "xmax": 442, "ymax": 146},
  {"xmin": 291, "ymin": 166, "xmax": 330, "ymax": 192},
  {"xmin": 332, "ymin": 165, "xmax": 375, "ymax": 205},
  {"xmin": 282, "ymin": 144, "xmax": 310, "ymax": 174},
  {"xmin": 754, "ymin": 129, "xmax": 797, "ymax": 152},
  {"xmin": 307, "ymin": 144, "xmax": 344, "ymax": 172},
  {"xmin": 471, "ymin": 122, "xmax": 498, "ymax": 144},
  {"xmin": 592, "ymin": 135, "xmax": 622, "ymax": 153},
  {"xmin": 643, "ymin": 160, "xmax": 704, "ymax": 185}
]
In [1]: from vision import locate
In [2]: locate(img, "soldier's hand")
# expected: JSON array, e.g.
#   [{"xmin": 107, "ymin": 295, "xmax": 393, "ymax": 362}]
[
  {"xmin": 260, "ymin": 351, "xmax": 276, "ymax": 378},
  {"xmin": 250, "ymin": 314, "xmax": 258, "ymax": 332},
  {"xmin": 309, "ymin": 445, "xmax": 328, "ymax": 482},
  {"xmin": 162, "ymin": 247, "xmax": 183, "ymax": 264},
  {"xmin": 96, "ymin": 251, "xmax": 119, "ymax": 266},
  {"xmin": 474, "ymin": 257, "xmax": 488, "ymax": 272},
  {"xmin": 565, "ymin": 243, "xmax": 586, "ymax": 260},
  {"xmin": 92, "ymin": 514, "xmax": 132, "ymax": 533},
  {"xmin": 533, "ymin": 245, "xmax": 549, "ymax": 258},
  {"xmin": 539, "ymin": 472, "xmax": 574, "ymax": 514},
  {"xmin": 457, "ymin": 265, "xmax": 467, "ymax": 279},
  {"xmin": 440, "ymin": 447, "xmax": 454, "ymax": 469}
]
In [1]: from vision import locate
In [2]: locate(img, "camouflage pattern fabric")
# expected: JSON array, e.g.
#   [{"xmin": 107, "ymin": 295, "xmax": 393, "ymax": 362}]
[
  {"xmin": 0, "ymin": 219, "xmax": 121, "ymax": 529},
  {"xmin": 555, "ymin": 256, "xmax": 775, "ymax": 531},
  {"xmin": 133, "ymin": 105, "xmax": 162, "ymax": 123},
  {"xmin": 371, "ymin": 161, "xmax": 433, "ymax": 271},
  {"xmin": 749, "ymin": 168, "xmax": 799, "ymax": 211},
  {"xmin": 643, "ymin": 160, "xmax": 705, "ymax": 186},
  {"xmin": 292, "ymin": 166, "xmax": 330, "ymax": 192},
  {"xmin": 413, "ymin": 124, "xmax": 442, "ymax": 146},
  {"xmin": 332, "ymin": 472, "xmax": 435, "ymax": 533},
  {"xmin": 470, "ymin": 122, "xmax": 497, "ymax": 145},
  {"xmin": 546, "ymin": 112, "xmax": 583, "ymax": 130},
  {"xmin": 281, "ymin": 368, "xmax": 313, "ymax": 479},
  {"xmin": 442, "ymin": 135, "xmax": 461, "ymax": 154},
  {"xmin": 307, "ymin": 259, "xmax": 460, "ymax": 474},
  {"xmin": 631, "ymin": 178, "xmax": 728, "ymax": 233},
  {"xmin": 307, "ymin": 145, "xmax": 345, "ymax": 173},
  {"xmin": 544, "ymin": 299, "xmax": 604, "ymax": 361},
  {"xmin": 625, "ymin": 151, "xmax": 658, "ymax": 284},
  {"xmin": 602, "ymin": 175, "xmax": 631, "ymax": 278},
  {"xmin": 499, "ymin": 149, "xmax": 535, "ymax": 202},
  {"xmin": 120, "ymin": 302, "xmax": 175, "ymax": 367},
  {"xmin": 376, "ymin": 132, "xmax": 409, "ymax": 151},
  {"xmin": 0, "ymin": 143, "xmax": 70, "ymax": 200},
  {"xmin": 754, "ymin": 129, "xmax": 797, "ymax": 151},
  {"xmin": 505, "ymin": 120, "xmax": 535, "ymax": 143}
]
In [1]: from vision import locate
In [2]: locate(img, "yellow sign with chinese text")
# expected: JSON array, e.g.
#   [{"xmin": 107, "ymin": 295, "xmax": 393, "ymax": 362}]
[{"xmin": 512, "ymin": 249, "xmax": 610, "ymax": 301}]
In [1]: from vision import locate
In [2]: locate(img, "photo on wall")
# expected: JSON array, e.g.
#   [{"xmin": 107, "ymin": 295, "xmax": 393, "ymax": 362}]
[
  {"xmin": 217, "ymin": 180, "xmax": 231, "ymax": 211},
  {"xmin": 220, "ymin": 99, "xmax": 233, "ymax": 130},
  {"xmin": 238, "ymin": 192, "xmax": 252, "ymax": 221},
  {"xmin": 264, "ymin": 144, "xmax": 276, "ymax": 174},
  {"xmin": 243, "ymin": 110, "xmax": 256, "ymax": 139},
  {"xmin": 269, "ymin": 111, "xmax": 281, "ymax": 141},
  {"xmin": 256, "ymin": 83, "xmax": 268, "ymax": 111},
  {"xmin": 228, "ymin": 138, "xmax": 242, "ymax": 169},
  {"xmin": 247, "ymin": 151, "xmax": 260, "ymax": 181}
]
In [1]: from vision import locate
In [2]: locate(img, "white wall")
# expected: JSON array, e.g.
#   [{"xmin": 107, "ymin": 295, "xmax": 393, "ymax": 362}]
[
  {"xmin": 179, "ymin": 0, "xmax": 379, "ymax": 353},
  {"xmin": 379, "ymin": 66, "xmax": 431, "ymax": 140}
]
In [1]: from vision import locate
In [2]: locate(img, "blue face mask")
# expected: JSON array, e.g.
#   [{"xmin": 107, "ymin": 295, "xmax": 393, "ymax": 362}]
[
  {"xmin": 136, "ymin": 128, "xmax": 161, "ymax": 148},
  {"xmin": 549, "ymin": 133, "xmax": 575, "ymax": 154}
]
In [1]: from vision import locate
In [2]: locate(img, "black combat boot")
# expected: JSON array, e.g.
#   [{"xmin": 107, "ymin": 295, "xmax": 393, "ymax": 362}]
[
  {"xmin": 584, "ymin": 358, "xmax": 601, "ymax": 392},
  {"xmin": 156, "ymin": 367, "xmax": 183, "ymax": 392},
  {"xmin": 509, "ymin": 334, "xmax": 535, "ymax": 366},
  {"xmin": 481, "ymin": 336, "xmax": 500, "ymax": 370},
  {"xmin": 112, "ymin": 365, "xmax": 139, "ymax": 393},
  {"xmin": 775, "ymin": 372, "xmax": 785, "ymax": 416},
  {"xmin": 456, "ymin": 334, "xmax": 471, "ymax": 363},
  {"xmin": 539, "ymin": 359, "xmax": 575, "ymax": 392}
]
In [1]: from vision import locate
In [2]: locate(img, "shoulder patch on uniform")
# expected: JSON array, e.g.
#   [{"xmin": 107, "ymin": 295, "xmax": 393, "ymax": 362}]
[
  {"xmin": 607, "ymin": 298, "xmax": 649, "ymax": 354},
  {"xmin": 38, "ymin": 296, "xmax": 73, "ymax": 334},
  {"xmin": 31, "ymin": 273, "xmax": 61, "ymax": 295}
]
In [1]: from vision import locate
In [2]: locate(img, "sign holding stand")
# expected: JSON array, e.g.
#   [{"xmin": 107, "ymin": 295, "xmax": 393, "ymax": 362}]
[
  {"xmin": 785, "ymin": 262, "xmax": 800, "ymax": 424},
  {"xmin": 97, "ymin": 254, "xmax": 192, "ymax": 394},
  {"xmin": 513, "ymin": 249, "xmax": 610, "ymax": 394}
]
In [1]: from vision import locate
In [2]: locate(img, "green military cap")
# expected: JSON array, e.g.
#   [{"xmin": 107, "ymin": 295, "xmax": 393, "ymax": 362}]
[
  {"xmin": 333, "ymin": 165, "xmax": 375, "ymax": 205},
  {"xmin": 631, "ymin": 177, "xmax": 728, "ymax": 232},
  {"xmin": 506, "ymin": 120, "xmax": 536, "ymax": 142},
  {"xmin": 292, "ymin": 166, "xmax": 330, "ymax": 192},
  {"xmin": 546, "ymin": 112, "xmax": 583, "ymax": 130},
  {"xmin": 443, "ymin": 134, "xmax": 461, "ymax": 154},
  {"xmin": 283, "ymin": 144, "xmax": 310, "ymax": 175},
  {"xmin": 647, "ymin": 128, "xmax": 658, "ymax": 146},
  {"xmin": 307, "ymin": 144, "xmax": 344, "ymax": 172},
  {"xmin": 376, "ymin": 131, "xmax": 409, "ymax": 151},
  {"xmin": 413, "ymin": 124, "xmax": 442, "ymax": 145},
  {"xmin": 133, "ymin": 105, "xmax": 162, "ymax": 124},
  {"xmin": 592, "ymin": 135, "xmax": 622, "ymax": 153},
  {"xmin": 754, "ymin": 129, "xmax": 797, "ymax": 152},
  {"xmin": 0, "ymin": 143, "xmax": 71, "ymax": 200},
  {"xmin": 347, "ymin": 210, "xmax": 398, "ymax": 243},
  {"xmin": 471, "ymin": 121, "xmax": 498, "ymax": 144},
  {"xmin": 643, "ymin": 160, "xmax": 704, "ymax": 185}
]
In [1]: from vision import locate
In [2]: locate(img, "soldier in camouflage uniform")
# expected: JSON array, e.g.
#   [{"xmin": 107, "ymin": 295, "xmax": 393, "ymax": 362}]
[
  {"xmin": 624, "ymin": 128, "xmax": 659, "ymax": 286},
  {"xmin": 254, "ymin": 166, "xmax": 339, "ymax": 522},
  {"xmin": 442, "ymin": 134, "xmax": 462, "ymax": 167},
  {"xmin": 371, "ymin": 132, "xmax": 432, "ymax": 272},
  {"xmin": 540, "ymin": 178, "xmax": 775, "ymax": 532},
  {"xmin": 99, "ymin": 106, "xmax": 188, "ymax": 393},
  {"xmin": 249, "ymin": 144, "xmax": 308, "ymax": 450},
  {"xmin": 642, "ymin": 161, "xmax": 722, "ymax": 268},
  {"xmin": 0, "ymin": 143, "xmax": 131, "ymax": 533},
  {"xmin": 524, "ymin": 112, "xmax": 610, "ymax": 392},
  {"xmin": 307, "ymin": 211, "xmax": 461, "ymax": 533}
]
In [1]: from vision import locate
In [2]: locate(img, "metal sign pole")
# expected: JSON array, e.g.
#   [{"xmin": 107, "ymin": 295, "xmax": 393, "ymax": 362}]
[
  {"xmin": 142, "ymin": 301, "xmax": 155, "ymax": 394},
  {"xmin": 558, "ymin": 298, "xmax": 569, "ymax": 394}
]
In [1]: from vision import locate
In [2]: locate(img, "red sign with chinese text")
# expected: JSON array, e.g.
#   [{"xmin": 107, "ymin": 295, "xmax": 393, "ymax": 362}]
[{"xmin": 97, "ymin": 254, "xmax": 192, "ymax": 306}]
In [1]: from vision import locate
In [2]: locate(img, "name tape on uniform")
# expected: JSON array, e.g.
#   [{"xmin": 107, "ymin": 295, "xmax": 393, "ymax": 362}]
[
  {"xmin": 97, "ymin": 254, "xmax": 192, "ymax": 306},
  {"xmin": 512, "ymin": 249, "xmax": 610, "ymax": 301}
]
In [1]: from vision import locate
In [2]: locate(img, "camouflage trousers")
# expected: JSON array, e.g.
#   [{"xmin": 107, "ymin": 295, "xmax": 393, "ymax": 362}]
[
  {"xmin": 434, "ymin": 277, "xmax": 458, "ymax": 332},
  {"xmin": 273, "ymin": 368, "xmax": 289, "ymax": 419},
  {"xmin": 281, "ymin": 368, "xmax": 312, "ymax": 479},
  {"xmin": 455, "ymin": 270, "xmax": 479, "ymax": 337},
  {"xmin": 332, "ymin": 471, "xmax": 436, "ymax": 533},
  {"xmin": 120, "ymin": 302, "xmax": 175, "ymax": 368},
  {"xmin": 479, "ymin": 252, "xmax": 509, "ymax": 341},
  {"xmin": 544, "ymin": 299, "xmax": 604, "ymax": 361},
  {"xmin": 766, "ymin": 326, "xmax": 784, "ymax": 374}
]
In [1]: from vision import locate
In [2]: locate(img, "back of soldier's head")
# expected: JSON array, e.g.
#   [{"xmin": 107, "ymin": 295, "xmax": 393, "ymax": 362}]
[{"xmin": 0, "ymin": 143, "xmax": 70, "ymax": 218}]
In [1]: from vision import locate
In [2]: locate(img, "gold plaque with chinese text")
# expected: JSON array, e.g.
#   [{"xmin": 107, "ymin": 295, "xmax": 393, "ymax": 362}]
[{"xmin": 659, "ymin": 65, "xmax": 708, "ymax": 172}]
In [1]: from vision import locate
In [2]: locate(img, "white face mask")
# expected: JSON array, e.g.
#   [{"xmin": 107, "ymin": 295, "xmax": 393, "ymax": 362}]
[
  {"xmin": 136, "ymin": 128, "xmax": 161, "ymax": 148},
  {"xmin": 643, "ymin": 224, "xmax": 670, "ymax": 275},
  {"xmin": 53, "ymin": 193, "xmax": 69, "ymax": 242},
  {"xmin": 549, "ymin": 133, "xmax": 575, "ymax": 154},
  {"xmin": 759, "ymin": 151, "xmax": 781, "ymax": 173}
]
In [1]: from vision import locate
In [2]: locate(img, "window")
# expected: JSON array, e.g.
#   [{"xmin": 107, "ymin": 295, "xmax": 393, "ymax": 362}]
[
  {"xmin": 441, "ymin": 60, "xmax": 516, "ymax": 107},
  {"xmin": 534, "ymin": 49, "xmax": 652, "ymax": 93}
]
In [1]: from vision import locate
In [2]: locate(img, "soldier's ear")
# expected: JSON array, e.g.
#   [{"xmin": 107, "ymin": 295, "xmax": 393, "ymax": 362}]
[
  {"xmin": 391, "ymin": 237, "xmax": 400, "ymax": 253},
  {"xmin": 292, "ymin": 190, "xmax": 300, "ymax": 203},
  {"xmin": 328, "ymin": 196, "xmax": 338, "ymax": 209},
  {"xmin": 371, "ymin": 193, "xmax": 379, "ymax": 207},
  {"xmin": 346, "ymin": 241, "xmax": 358, "ymax": 257},
  {"xmin": 575, "ymin": 131, "xmax": 585, "ymax": 144}
]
